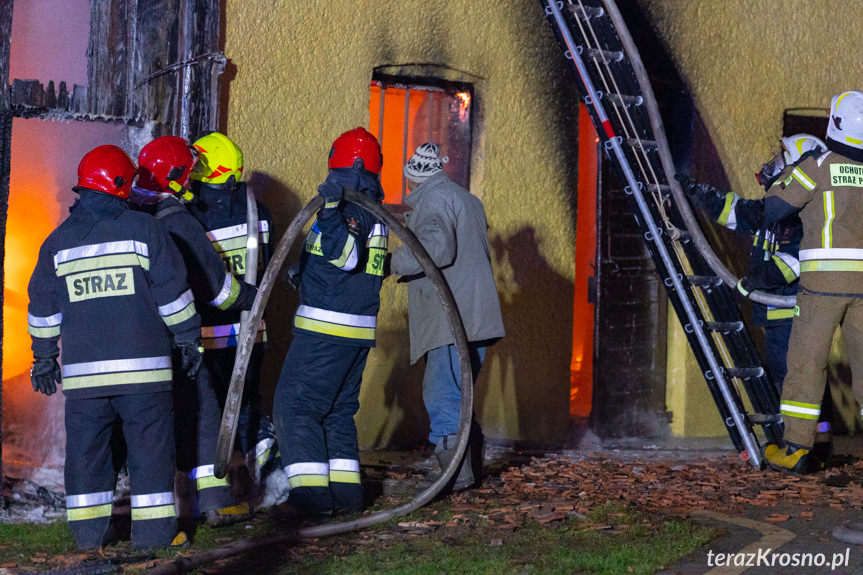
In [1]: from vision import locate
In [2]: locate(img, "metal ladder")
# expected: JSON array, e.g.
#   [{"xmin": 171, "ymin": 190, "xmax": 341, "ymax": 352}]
[{"xmin": 541, "ymin": 0, "xmax": 782, "ymax": 467}]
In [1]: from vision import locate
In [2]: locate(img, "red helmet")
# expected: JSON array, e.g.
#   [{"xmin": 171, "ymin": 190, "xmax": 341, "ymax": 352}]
[
  {"xmin": 328, "ymin": 127, "xmax": 382, "ymax": 175},
  {"xmin": 76, "ymin": 145, "xmax": 137, "ymax": 198},
  {"xmin": 137, "ymin": 136, "xmax": 195, "ymax": 195}
]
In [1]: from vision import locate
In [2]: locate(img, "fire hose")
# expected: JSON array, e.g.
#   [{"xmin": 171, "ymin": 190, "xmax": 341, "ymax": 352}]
[
  {"xmin": 149, "ymin": 190, "xmax": 474, "ymax": 574},
  {"xmin": 601, "ymin": 0, "xmax": 794, "ymax": 309}
]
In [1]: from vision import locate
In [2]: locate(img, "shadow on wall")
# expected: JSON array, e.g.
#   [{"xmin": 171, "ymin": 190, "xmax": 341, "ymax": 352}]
[
  {"xmin": 368, "ymin": 319, "xmax": 429, "ymax": 449},
  {"xmin": 488, "ymin": 227, "xmax": 573, "ymax": 443},
  {"xmin": 246, "ymin": 171, "xmax": 303, "ymax": 414}
]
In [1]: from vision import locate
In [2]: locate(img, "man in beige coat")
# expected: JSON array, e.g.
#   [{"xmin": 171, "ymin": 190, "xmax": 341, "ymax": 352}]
[{"xmin": 390, "ymin": 142, "xmax": 505, "ymax": 490}]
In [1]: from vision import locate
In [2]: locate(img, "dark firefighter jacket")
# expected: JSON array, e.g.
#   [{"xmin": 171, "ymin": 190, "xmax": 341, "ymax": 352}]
[
  {"xmin": 135, "ymin": 195, "xmax": 253, "ymax": 317},
  {"xmin": 187, "ymin": 182, "xmax": 273, "ymax": 349},
  {"xmin": 27, "ymin": 189, "xmax": 201, "ymax": 399},
  {"xmin": 293, "ymin": 170, "xmax": 388, "ymax": 347}
]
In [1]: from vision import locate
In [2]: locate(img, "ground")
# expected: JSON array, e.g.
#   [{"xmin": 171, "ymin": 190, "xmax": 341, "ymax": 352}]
[{"xmin": 3, "ymin": 440, "xmax": 863, "ymax": 574}]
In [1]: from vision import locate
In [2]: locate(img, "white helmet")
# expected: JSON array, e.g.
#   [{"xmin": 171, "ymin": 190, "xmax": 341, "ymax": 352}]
[
  {"xmin": 826, "ymin": 91, "xmax": 863, "ymax": 150},
  {"xmin": 780, "ymin": 133, "xmax": 826, "ymax": 164}
]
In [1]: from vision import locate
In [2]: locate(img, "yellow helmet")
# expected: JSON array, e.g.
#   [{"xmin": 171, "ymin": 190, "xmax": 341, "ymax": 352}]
[{"xmin": 190, "ymin": 132, "xmax": 244, "ymax": 185}]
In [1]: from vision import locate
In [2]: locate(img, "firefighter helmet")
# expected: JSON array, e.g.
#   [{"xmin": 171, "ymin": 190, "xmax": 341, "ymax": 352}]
[
  {"xmin": 190, "ymin": 132, "xmax": 244, "ymax": 185},
  {"xmin": 137, "ymin": 136, "xmax": 195, "ymax": 196},
  {"xmin": 328, "ymin": 127, "xmax": 382, "ymax": 175},
  {"xmin": 76, "ymin": 145, "xmax": 137, "ymax": 198},
  {"xmin": 781, "ymin": 133, "xmax": 826, "ymax": 164},
  {"xmin": 827, "ymin": 91, "xmax": 863, "ymax": 150}
]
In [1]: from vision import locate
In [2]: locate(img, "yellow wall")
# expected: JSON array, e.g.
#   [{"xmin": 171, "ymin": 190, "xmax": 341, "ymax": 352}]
[
  {"xmin": 638, "ymin": 0, "xmax": 863, "ymax": 436},
  {"xmin": 223, "ymin": 1, "xmax": 579, "ymax": 446}
]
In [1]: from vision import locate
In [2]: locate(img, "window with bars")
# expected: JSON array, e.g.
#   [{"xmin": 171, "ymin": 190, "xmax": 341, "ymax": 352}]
[{"xmin": 369, "ymin": 74, "xmax": 473, "ymax": 204}]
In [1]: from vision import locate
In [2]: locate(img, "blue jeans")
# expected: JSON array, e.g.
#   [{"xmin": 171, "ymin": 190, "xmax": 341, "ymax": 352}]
[{"xmin": 423, "ymin": 343, "xmax": 485, "ymax": 445}]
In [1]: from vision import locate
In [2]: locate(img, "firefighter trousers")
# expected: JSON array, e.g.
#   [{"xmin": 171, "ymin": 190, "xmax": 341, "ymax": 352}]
[
  {"xmin": 781, "ymin": 290, "xmax": 863, "ymax": 447},
  {"xmin": 65, "ymin": 392, "xmax": 176, "ymax": 550},
  {"xmin": 173, "ymin": 360, "xmax": 234, "ymax": 514},
  {"xmin": 273, "ymin": 335, "xmax": 368, "ymax": 514}
]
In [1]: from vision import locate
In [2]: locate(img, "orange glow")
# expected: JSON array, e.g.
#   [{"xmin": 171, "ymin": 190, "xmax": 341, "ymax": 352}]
[
  {"xmin": 571, "ymin": 104, "xmax": 598, "ymax": 418},
  {"xmin": 455, "ymin": 92, "xmax": 471, "ymax": 122}
]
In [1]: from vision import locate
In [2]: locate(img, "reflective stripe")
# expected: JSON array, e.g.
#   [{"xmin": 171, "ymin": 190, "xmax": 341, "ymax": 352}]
[
  {"xmin": 286, "ymin": 462, "xmax": 329, "ymax": 488},
  {"xmin": 28, "ymin": 312, "xmax": 62, "ymax": 327},
  {"xmin": 766, "ymin": 308, "xmax": 795, "ymax": 320},
  {"xmin": 131, "ymin": 492, "xmax": 174, "ymax": 508},
  {"xmin": 822, "ymin": 191, "xmax": 835, "ymax": 248},
  {"xmin": 197, "ymin": 476, "xmax": 230, "ymax": 490},
  {"xmin": 210, "ymin": 274, "xmax": 240, "ymax": 309},
  {"xmin": 329, "ymin": 459, "xmax": 361, "ymax": 485},
  {"xmin": 329, "ymin": 234, "xmax": 359, "ymax": 271},
  {"xmin": 56, "ymin": 254, "xmax": 149, "ymax": 277},
  {"xmin": 717, "ymin": 193, "xmax": 739, "ymax": 230},
  {"xmin": 203, "ymin": 330, "xmax": 267, "ymax": 350},
  {"xmin": 189, "ymin": 464, "xmax": 215, "ymax": 479},
  {"xmin": 67, "ymin": 491, "xmax": 113, "ymax": 509},
  {"xmin": 780, "ymin": 401, "xmax": 820, "ymax": 420},
  {"xmin": 158, "ymin": 289, "xmax": 194, "ymax": 316},
  {"xmin": 131, "ymin": 504, "xmax": 176, "ymax": 521},
  {"xmin": 799, "ymin": 248, "xmax": 863, "ymax": 261},
  {"xmin": 792, "ymin": 166, "xmax": 816, "ymax": 190},
  {"xmin": 330, "ymin": 470, "xmax": 361, "ymax": 484},
  {"xmin": 286, "ymin": 462, "xmax": 329, "ymax": 477},
  {"xmin": 67, "ymin": 504, "xmax": 112, "ymax": 522},
  {"xmin": 206, "ymin": 221, "xmax": 270, "ymax": 243},
  {"xmin": 63, "ymin": 369, "xmax": 173, "ymax": 390},
  {"xmin": 296, "ymin": 305, "xmax": 376, "ymax": 328},
  {"xmin": 55, "ymin": 240, "xmax": 148, "ymax": 268},
  {"xmin": 28, "ymin": 312, "xmax": 62, "ymax": 337},
  {"xmin": 329, "ymin": 458, "xmax": 360, "ymax": 472},
  {"xmin": 324, "ymin": 200, "xmax": 340, "ymax": 209},
  {"xmin": 62, "ymin": 356, "xmax": 171, "ymax": 378},
  {"xmin": 295, "ymin": 316, "xmax": 375, "ymax": 340},
  {"xmin": 161, "ymin": 301, "xmax": 197, "ymax": 327},
  {"xmin": 253, "ymin": 438, "xmax": 275, "ymax": 466},
  {"xmin": 29, "ymin": 325, "xmax": 61, "ymax": 338},
  {"xmin": 800, "ymin": 260, "xmax": 863, "ymax": 273},
  {"xmin": 369, "ymin": 223, "xmax": 387, "ymax": 237},
  {"xmin": 772, "ymin": 252, "xmax": 800, "ymax": 283}
]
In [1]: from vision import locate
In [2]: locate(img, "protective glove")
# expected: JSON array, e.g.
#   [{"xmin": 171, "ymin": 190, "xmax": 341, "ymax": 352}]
[
  {"xmin": 284, "ymin": 262, "xmax": 302, "ymax": 290},
  {"xmin": 31, "ymin": 357, "xmax": 61, "ymax": 396},
  {"xmin": 674, "ymin": 173, "xmax": 721, "ymax": 210},
  {"xmin": 317, "ymin": 168, "xmax": 361, "ymax": 206},
  {"xmin": 230, "ymin": 281, "xmax": 258, "ymax": 312},
  {"xmin": 177, "ymin": 340, "xmax": 205, "ymax": 379},
  {"xmin": 735, "ymin": 277, "xmax": 754, "ymax": 300}
]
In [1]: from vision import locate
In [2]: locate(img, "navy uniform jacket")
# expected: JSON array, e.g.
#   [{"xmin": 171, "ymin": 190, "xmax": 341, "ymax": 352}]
[
  {"xmin": 27, "ymin": 190, "xmax": 201, "ymax": 399},
  {"xmin": 187, "ymin": 182, "xmax": 273, "ymax": 349},
  {"xmin": 695, "ymin": 166, "xmax": 809, "ymax": 327},
  {"xmin": 293, "ymin": 172, "xmax": 388, "ymax": 347},
  {"xmin": 135, "ymin": 195, "xmax": 250, "ymax": 318}
]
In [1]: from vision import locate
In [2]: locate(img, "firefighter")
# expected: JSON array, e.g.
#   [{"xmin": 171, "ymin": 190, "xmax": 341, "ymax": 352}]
[
  {"xmin": 763, "ymin": 91, "xmax": 863, "ymax": 474},
  {"xmin": 680, "ymin": 134, "xmax": 826, "ymax": 391},
  {"xmin": 273, "ymin": 127, "xmax": 387, "ymax": 516},
  {"xmin": 186, "ymin": 132, "xmax": 287, "ymax": 507},
  {"xmin": 133, "ymin": 136, "xmax": 256, "ymax": 525},
  {"xmin": 27, "ymin": 145, "xmax": 198, "ymax": 549}
]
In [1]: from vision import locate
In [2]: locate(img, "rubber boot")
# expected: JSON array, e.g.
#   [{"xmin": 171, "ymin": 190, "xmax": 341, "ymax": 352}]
[
  {"xmin": 434, "ymin": 425, "xmax": 484, "ymax": 492},
  {"xmin": 764, "ymin": 441, "xmax": 813, "ymax": 474}
]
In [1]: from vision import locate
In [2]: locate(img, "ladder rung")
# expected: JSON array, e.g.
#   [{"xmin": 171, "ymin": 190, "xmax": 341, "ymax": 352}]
[
  {"xmin": 585, "ymin": 47, "xmax": 624, "ymax": 63},
  {"xmin": 706, "ymin": 321, "xmax": 744, "ymax": 333},
  {"xmin": 646, "ymin": 183, "xmax": 670, "ymax": 194},
  {"xmin": 687, "ymin": 275, "xmax": 722, "ymax": 288},
  {"xmin": 566, "ymin": 4, "xmax": 605, "ymax": 21},
  {"xmin": 724, "ymin": 367, "xmax": 764, "ymax": 379},
  {"xmin": 626, "ymin": 138, "xmax": 658, "ymax": 150},
  {"xmin": 606, "ymin": 93, "xmax": 643, "ymax": 108}
]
